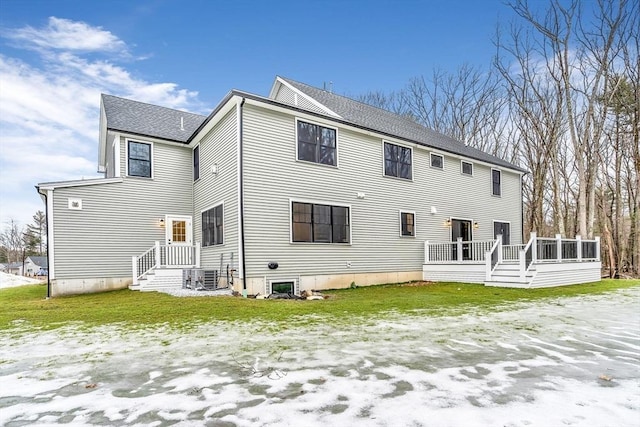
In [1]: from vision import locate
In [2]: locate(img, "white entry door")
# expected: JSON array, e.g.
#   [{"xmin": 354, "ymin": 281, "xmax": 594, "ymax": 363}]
[{"xmin": 165, "ymin": 215, "xmax": 193, "ymax": 266}]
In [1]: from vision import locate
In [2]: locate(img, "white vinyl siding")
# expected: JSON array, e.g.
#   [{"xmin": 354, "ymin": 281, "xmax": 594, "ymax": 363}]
[
  {"xmin": 241, "ymin": 103, "xmax": 522, "ymax": 280},
  {"xmin": 50, "ymin": 140, "xmax": 193, "ymax": 279},
  {"xmin": 193, "ymin": 109, "xmax": 239, "ymax": 270}
]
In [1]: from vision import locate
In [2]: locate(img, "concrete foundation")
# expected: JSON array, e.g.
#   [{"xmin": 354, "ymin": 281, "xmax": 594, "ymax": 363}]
[{"xmin": 51, "ymin": 277, "xmax": 132, "ymax": 297}]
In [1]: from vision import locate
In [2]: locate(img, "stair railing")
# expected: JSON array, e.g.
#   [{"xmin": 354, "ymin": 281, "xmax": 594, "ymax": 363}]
[
  {"xmin": 518, "ymin": 232, "xmax": 537, "ymax": 281},
  {"xmin": 485, "ymin": 235, "xmax": 502, "ymax": 281}
]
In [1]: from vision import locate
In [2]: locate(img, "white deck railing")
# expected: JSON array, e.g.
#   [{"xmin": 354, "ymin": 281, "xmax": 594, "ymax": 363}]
[
  {"xmin": 425, "ymin": 233, "xmax": 601, "ymax": 283},
  {"xmin": 132, "ymin": 241, "xmax": 201, "ymax": 284}
]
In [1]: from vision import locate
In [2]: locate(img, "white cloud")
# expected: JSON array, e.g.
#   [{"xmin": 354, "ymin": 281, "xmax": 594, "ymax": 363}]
[
  {"xmin": 5, "ymin": 17, "xmax": 127, "ymax": 53},
  {"xmin": 0, "ymin": 17, "xmax": 205, "ymax": 228}
]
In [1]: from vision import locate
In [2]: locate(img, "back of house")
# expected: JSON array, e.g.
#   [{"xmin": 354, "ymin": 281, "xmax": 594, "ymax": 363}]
[{"xmin": 38, "ymin": 75, "xmax": 531, "ymax": 296}]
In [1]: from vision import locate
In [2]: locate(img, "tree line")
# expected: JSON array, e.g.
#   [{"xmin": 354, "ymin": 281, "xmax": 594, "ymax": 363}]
[
  {"xmin": 357, "ymin": 0, "xmax": 639, "ymax": 277},
  {"xmin": 0, "ymin": 211, "xmax": 47, "ymax": 265}
]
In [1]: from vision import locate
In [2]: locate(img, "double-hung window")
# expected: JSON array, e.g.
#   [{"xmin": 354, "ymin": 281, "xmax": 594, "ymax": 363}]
[
  {"xmin": 128, "ymin": 141, "xmax": 152, "ymax": 178},
  {"xmin": 400, "ymin": 211, "xmax": 415, "ymax": 237},
  {"xmin": 292, "ymin": 202, "xmax": 350, "ymax": 243},
  {"xmin": 492, "ymin": 169, "xmax": 501, "ymax": 196},
  {"xmin": 384, "ymin": 142, "xmax": 412, "ymax": 179},
  {"xmin": 297, "ymin": 120, "xmax": 337, "ymax": 166},
  {"xmin": 202, "ymin": 204, "xmax": 223, "ymax": 246}
]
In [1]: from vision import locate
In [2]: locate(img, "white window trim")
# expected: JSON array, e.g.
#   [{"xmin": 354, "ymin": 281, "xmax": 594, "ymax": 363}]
[
  {"xmin": 289, "ymin": 198, "xmax": 352, "ymax": 245},
  {"xmin": 399, "ymin": 210, "xmax": 416, "ymax": 238},
  {"xmin": 461, "ymin": 160, "xmax": 473, "ymax": 176},
  {"xmin": 294, "ymin": 118, "xmax": 340, "ymax": 168},
  {"xmin": 267, "ymin": 278, "xmax": 300, "ymax": 296},
  {"xmin": 382, "ymin": 140, "xmax": 414, "ymax": 181},
  {"xmin": 201, "ymin": 202, "xmax": 224, "ymax": 246},
  {"xmin": 113, "ymin": 134, "xmax": 121, "ymax": 178},
  {"xmin": 125, "ymin": 139, "xmax": 154, "ymax": 179},
  {"xmin": 492, "ymin": 220, "xmax": 512, "ymax": 243},
  {"xmin": 430, "ymin": 152, "xmax": 444, "ymax": 170},
  {"xmin": 491, "ymin": 168, "xmax": 502, "ymax": 197}
]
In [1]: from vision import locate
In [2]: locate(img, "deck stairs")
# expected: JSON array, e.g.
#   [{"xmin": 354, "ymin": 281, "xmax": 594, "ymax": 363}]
[
  {"xmin": 484, "ymin": 262, "xmax": 536, "ymax": 288},
  {"xmin": 129, "ymin": 269, "xmax": 183, "ymax": 292}
]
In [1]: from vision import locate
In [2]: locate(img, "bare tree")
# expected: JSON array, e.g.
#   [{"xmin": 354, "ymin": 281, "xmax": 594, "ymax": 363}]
[{"xmin": 0, "ymin": 220, "xmax": 25, "ymax": 265}]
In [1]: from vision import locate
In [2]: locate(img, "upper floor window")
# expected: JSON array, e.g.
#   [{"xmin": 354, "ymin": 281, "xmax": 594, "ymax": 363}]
[
  {"xmin": 202, "ymin": 204, "xmax": 223, "ymax": 246},
  {"xmin": 384, "ymin": 142, "xmax": 412, "ymax": 179},
  {"xmin": 193, "ymin": 146, "xmax": 200, "ymax": 181},
  {"xmin": 492, "ymin": 169, "xmax": 501, "ymax": 196},
  {"xmin": 297, "ymin": 120, "xmax": 337, "ymax": 166},
  {"xmin": 430, "ymin": 153, "xmax": 444, "ymax": 169},
  {"xmin": 292, "ymin": 201, "xmax": 350, "ymax": 243},
  {"xmin": 128, "ymin": 141, "xmax": 151, "ymax": 178},
  {"xmin": 400, "ymin": 211, "xmax": 415, "ymax": 237},
  {"xmin": 461, "ymin": 161, "xmax": 473, "ymax": 176}
]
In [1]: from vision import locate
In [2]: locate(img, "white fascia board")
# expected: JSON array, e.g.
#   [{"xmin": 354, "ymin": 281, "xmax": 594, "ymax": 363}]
[
  {"xmin": 37, "ymin": 177, "xmax": 123, "ymax": 191},
  {"xmin": 98, "ymin": 97, "xmax": 108, "ymax": 171},
  {"xmin": 271, "ymin": 77, "xmax": 342, "ymax": 119}
]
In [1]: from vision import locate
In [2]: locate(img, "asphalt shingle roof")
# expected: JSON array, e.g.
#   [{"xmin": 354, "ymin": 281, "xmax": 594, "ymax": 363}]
[
  {"xmin": 101, "ymin": 95, "xmax": 207, "ymax": 143},
  {"xmin": 280, "ymin": 77, "xmax": 523, "ymax": 172},
  {"xmin": 28, "ymin": 256, "xmax": 48, "ymax": 268}
]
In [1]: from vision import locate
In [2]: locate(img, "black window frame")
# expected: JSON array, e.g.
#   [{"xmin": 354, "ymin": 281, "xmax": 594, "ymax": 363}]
[
  {"xmin": 296, "ymin": 120, "xmax": 337, "ymax": 166},
  {"xmin": 492, "ymin": 169, "xmax": 502, "ymax": 196},
  {"xmin": 202, "ymin": 204, "xmax": 223, "ymax": 247},
  {"xmin": 384, "ymin": 142, "xmax": 412, "ymax": 180},
  {"xmin": 461, "ymin": 161, "xmax": 473, "ymax": 176},
  {"xmin": 193, "ymin": 145, "xmax": 200, "ymax": 181},
  {"xmin": 291, "ymin": 201, "xmax": 350, "ymax": 244},
  {"xmin": 493, "ymin": 221, "xmax": 511, "ymax": 245},
  {"xmin": 127, "ymin": 141, "xmax": 152, "ymax": 178},
  {"xmin": 400, "ymin": 211, "xmax": 415, "ymax": 237},
  {"xmin": 430, "ymin": 153, "xmax": 444, "ymax": 169}
]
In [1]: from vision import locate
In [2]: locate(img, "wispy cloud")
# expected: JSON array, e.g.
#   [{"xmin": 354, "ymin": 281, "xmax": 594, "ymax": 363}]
[
  {"xmin": 4, "ymin": 17, "xmax": 127, "ymax": 53},
  {"xmin": 0, "ymin": 17, "xmax": 204, "ymax": 227}
]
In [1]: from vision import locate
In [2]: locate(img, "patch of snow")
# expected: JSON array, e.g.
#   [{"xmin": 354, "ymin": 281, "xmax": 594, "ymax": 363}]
[
  {"xmin": 0, "ymin": 271, "xmax": 44, "ymax": 289},
  {"xmin": 0, "ymin": 287, "xmax": 638, "ymax": 426}
]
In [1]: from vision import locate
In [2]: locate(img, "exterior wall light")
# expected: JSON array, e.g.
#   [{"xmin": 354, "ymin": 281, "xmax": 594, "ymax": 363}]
[
  {"xmin": 159, "ymin": 218, "xmax": 165, "ymax": 227},
  {"xmin": 444, "ymin": 219, "xmax": 452, "ymax": 227},
  {"xmin": 474, "ymin": 221, "xmax": 479, "ymax": 229}
]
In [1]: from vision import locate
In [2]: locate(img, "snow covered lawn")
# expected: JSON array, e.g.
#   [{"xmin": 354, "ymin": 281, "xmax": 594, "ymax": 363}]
[
  {"xmin": 1, "ymin": 287, "xmax": 638, "ymax": 426},
  {"xmin": 0, "ymin": 271, "xmax": 44, "ymax": 289}
]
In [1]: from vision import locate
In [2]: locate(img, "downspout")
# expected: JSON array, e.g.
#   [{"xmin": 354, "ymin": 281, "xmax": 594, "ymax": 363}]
[
  {"xmin": 239, "ymin": 97, "xmax": 247, "ymax": 296},
  {"xmin": 39, "ymin": 188, "xmax": 51, "ymax": 299}
]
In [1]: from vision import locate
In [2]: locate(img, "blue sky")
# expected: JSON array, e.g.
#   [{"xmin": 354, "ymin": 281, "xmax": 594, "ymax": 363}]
[{"xmin": 0, "ymin": 0, "xmax": 524, "ymax": 228}]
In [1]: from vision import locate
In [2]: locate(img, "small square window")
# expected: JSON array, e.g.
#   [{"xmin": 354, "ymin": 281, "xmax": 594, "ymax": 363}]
[
  {"xmin": 461, "ymin": 161, "xmax": 473, "ymax": 176},
  {"xmin": 430, "ymin": 153, "xmax": 444, "ymax": 169},
  {"xmin": 400, "ymin": 211, "xmax": 415, "ymax": 237},
  {"xmin": 297, "ymin": 120, "xmax": 337, "ymax": 166}
]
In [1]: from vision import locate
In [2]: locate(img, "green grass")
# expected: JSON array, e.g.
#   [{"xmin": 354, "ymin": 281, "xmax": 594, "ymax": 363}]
[{"xmin": 0, "ymin": 279, "xmax": 638, "ymax": 331}]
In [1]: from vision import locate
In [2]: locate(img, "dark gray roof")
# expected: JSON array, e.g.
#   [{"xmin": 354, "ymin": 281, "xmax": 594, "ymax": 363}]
[
  {"xmin": 101, "ymin": 94, "xmax": 207, "ymax": 143},
  {"xmin": 280, "ymin": 77, "xmax": 523, "ymax": 172},
  {"xmin": 27, "ymin": 256, "xmax": 48, "ymax": 268}
]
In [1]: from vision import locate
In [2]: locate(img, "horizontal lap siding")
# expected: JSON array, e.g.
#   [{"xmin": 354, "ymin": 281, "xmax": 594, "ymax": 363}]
[
  {"xmin": 52, "ymin": 141, "xmax": 193, "ymax": 279},
  {"xmin": 193, "ymin": 109, "xmax": 239, "ymax": 271},
  {"xmin": 241, "ymin": 104, "xmax": 522, "ymax": 280}
]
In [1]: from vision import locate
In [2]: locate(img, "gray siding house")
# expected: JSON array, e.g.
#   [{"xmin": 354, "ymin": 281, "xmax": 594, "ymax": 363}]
[{"xmin": 37, "ymin": 77, "xmax": 600, "ymax": 296}]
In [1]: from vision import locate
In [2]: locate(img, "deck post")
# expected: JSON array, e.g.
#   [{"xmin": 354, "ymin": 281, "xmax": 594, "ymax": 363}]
[
  {"xmin": 132, "ymin": 256, "xmax": 138, "ymax": 285},
  {"xmin": 530, "ymin": 231, "xmax": 537, "ymax": 262},
  {"xmin": 195, "ymin": 242, "xmax": 201, "ymax": 268},
  {"xmin": 555, "ymin": 234, "xmax": 562, "ymax": 262},
  {"xmin": 485, "ymin": 251, "xmax": 492, "ymax": 281},
  {"xmin": 154, "ymin": 241, "xmax": 161, "ymax": 267},
  {"xmin": 424, "ymin": 241, "xmax": 430, "ymax": 264},
  {"xmin": 519, "ymin": 249, "xmax": 526, "ymax": 280},
  {"xmin": 497, "ymin": 235, "xmax": 503, "ymax": 263},
  {"xmin": 576, "ymin": 235, "xmax": 582, "ymax": 261},
  {"xmin": 457, "ymin": 237, "xmax": 463, "ymax": 262},
  {"xmin": 595, "ymin": 236, "xmax": 601, "ymax": 261}
]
